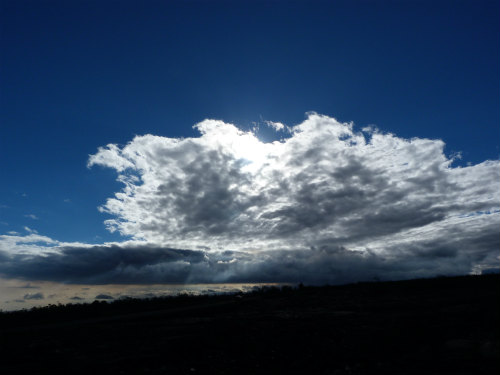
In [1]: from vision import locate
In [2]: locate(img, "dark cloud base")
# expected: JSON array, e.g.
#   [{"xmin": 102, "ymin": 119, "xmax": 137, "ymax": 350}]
[{"xmin": 1, "ymin": 232, "xmax": 498, "ymax": 285}]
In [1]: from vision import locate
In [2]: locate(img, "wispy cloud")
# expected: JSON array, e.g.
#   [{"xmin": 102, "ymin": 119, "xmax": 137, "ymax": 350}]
[
  {"xmin": 24, "ymin": 214, "xmax": 38, "ymax": 220},
  {"xmin": 265, "ymin": 120, "xmax": 288, "ymax": 132},
  {"xmin": 19, "ymin": 282, "xmax": 40, "ymax": 289}
]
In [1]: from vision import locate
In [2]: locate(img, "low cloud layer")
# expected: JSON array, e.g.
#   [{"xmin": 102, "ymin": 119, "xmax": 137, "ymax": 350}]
[{"xmin": 1, "ymin": 114, "xmax": 498, "ymax": 284}]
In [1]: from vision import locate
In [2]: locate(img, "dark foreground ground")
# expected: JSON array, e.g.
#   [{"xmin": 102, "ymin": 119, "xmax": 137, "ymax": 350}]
[{"xmin": 0, "ymin": 275, "xmax": 498, "ymax": 374}]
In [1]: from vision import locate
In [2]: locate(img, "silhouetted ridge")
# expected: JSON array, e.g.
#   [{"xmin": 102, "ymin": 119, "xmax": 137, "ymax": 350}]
[{"xmin": 0, "ymin": 274, "xmax": 498, "ymax": 374}]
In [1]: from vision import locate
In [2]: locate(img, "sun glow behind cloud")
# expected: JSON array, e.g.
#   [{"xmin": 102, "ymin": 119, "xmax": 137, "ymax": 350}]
[{"xmin": 195, "ymin": 119, "xmax": 275, "ymax": 173}]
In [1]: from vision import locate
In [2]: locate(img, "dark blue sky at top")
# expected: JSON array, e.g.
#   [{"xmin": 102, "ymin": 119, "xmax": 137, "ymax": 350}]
[{"xmin": 1, "ymin": 0, "xmax": 499, "ymax": 243}]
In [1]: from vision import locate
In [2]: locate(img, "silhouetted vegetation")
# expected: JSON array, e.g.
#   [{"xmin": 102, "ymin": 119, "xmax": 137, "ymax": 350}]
[{"xmin": 0, "ymin": 274, "xmax": 498, "ymax": 374}]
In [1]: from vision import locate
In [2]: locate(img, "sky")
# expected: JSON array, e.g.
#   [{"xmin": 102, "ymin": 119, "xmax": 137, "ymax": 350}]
[{"xmin": 0, "ymin": 0, "xmax": 499, "ymax": 309}]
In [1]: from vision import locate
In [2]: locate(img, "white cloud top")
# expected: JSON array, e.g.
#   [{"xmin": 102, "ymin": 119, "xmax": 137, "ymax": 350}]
[{"xmin": 88, "ymin": 113, "xmax": 499, "ymax": 254}]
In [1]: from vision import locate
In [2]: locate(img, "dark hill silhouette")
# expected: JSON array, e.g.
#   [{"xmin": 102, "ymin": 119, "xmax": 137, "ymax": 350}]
[{"xmin": 0, "ymin": 274, "xmax": 498, "ymax": 374}]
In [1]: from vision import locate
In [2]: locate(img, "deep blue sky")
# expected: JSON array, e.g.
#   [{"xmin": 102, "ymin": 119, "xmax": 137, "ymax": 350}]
[{"xmin": 1, "ymin": 0, "xmax": 499, "ymax": 243}]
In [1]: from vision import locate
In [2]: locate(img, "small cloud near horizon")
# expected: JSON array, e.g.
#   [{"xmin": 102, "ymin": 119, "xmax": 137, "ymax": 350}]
[
  {"xmin": 95, "ymin": 294, "xmax": 114, "ymax": 300},
  {"xmin": 23, "ymin": 292, "xmax": 44, "ymax": 300}
]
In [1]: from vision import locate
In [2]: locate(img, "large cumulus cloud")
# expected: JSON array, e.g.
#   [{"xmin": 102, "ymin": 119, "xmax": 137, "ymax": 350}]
[
  {"xmin": 1, "ymin": 113, "xmax": 498, "ymax": 284},
  {"xmin": 87, "ymin": 113, "xmax": 499, "ymax": 251}
]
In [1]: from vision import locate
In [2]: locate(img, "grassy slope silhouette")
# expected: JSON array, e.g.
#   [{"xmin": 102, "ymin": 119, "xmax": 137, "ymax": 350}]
[{"xmin": 0, "ymin": 274, "xmax": 498, "ymax": 374}]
